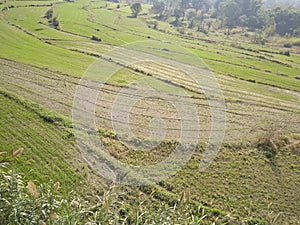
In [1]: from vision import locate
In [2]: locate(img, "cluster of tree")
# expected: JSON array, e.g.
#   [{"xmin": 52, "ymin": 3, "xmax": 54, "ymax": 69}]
[
  {"xmin": 147, "ymin": 0, "xmax": 300, "ymax": 37},
  {"xmin": 214, "ymin": 0, "xmax": 264, "ymax": 30},
  {"xmin": 214, "ymin": 0, "xmax": 300, "ymax": 36}
]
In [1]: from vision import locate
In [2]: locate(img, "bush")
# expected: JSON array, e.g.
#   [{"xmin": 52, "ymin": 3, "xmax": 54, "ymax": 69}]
[
  {"xmin": 91, "ymin": 35, "xmax": 102, "ymax": 42},
  {"xmin": 280, "ymin": 50, "xmax": 290, "ymax": 56},
  {"xmin": 252, "ymin": 31, "xmax": 267, "ymax": 45},
  {"xmin": 283, "ymin": 43, "xmax": 292, "ymax": 48},
  {"xmin": 52, "ymin": 17, "xmax": 59, "ymax": 29},
  {"xmin": 2, "ymin": 6, "xmax": 8, "ymax": 11},
  {"xmin": 45, "ymin": 8, "xmax": 53, "ymax": 20},
  {"xmin": 257, "ymin": 134, "xmax": 279, "ymax": 159},
  {"xmin": 257, "ymin": 133, "xmax": 290, "ymax": 160},
  {"xmin": 292, "ymin": 41, "xmax": 300, "ymax": 47}
]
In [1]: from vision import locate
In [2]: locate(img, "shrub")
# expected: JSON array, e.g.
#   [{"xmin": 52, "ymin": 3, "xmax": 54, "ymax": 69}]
[
  {"xmin": 257, "ymin": 133, "xmax": 290, "ymax": 160},
  {"xmin": 280, "ymin": 50, "xmax": 290, "ymax": 56},
  {"xmin": 2, "ymin": 6, "xmax": 8, "ymax": 11},
  {"xmin": 257, "ymin": 134, "xmax": 278, "ymax": 159},
  {"xmin": 252, "ymin": 31, "xmax": 267, "ymax": 45},
  {"xmin": 45, "ymin": 8, "xmax": 53, "ymax": 20},
  {"xmin": 283, "ymin": 43, "xmax": 292, "ymax": 48},
  {"xmin": 91, "ymin": 35, "xmax": 102, "ymax": 42},
  {"xmin": 52, "ymin": 17, "xmax": 59, "ymax": 29},
  {"xmin": 292, "ymin": 41, "xmax": 300, "ymax": 46}
]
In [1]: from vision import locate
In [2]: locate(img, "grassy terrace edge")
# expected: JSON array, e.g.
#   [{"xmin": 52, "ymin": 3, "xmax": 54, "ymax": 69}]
[{"xmin": 0, "ymin": 88, "xmax": 72, "ymax": 128}]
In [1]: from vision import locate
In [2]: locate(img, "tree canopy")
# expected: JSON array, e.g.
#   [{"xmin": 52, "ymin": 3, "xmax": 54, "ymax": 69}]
[
  {"xmin": 131, "ymin": 3, "xmax": 143, "ymax": 18},
  {"xmin": 147, "ymin": 0, "xmax": 300, "ymax": 37}
]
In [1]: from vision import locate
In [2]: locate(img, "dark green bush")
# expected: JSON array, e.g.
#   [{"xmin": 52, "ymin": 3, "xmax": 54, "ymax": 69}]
[
  {"xmin": 283, "ymin": 43, "xmax": 292, "ymax": 48},
  {"xmin": 91, "ymin": 35, "xmax": 102, "ymax": 42},
  {"xmin": 280, "ymin": 50, "xmax": 290, "ymax": 56}
]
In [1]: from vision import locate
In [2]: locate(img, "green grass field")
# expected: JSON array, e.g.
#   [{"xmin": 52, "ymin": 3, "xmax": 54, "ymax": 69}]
[
  {"xmin": 0, "ymin": 90, "xmax": 106, "ymax": 197},
  {"xmin": 1, "ymin": 0, "xmax": 300, "ymax": 224}
]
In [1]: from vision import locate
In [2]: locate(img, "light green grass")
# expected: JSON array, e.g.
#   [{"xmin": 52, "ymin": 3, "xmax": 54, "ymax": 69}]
[{"xmin": 0, "ymin": 19, "xmax": 94, "ymax": 76}]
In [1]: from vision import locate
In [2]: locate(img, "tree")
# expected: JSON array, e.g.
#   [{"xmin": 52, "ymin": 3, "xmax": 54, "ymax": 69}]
[
  {"xmin": 271, "ymin": 7, "xmax": 300, "ymax": 36},
  {"xmin": 52, "ymin": 17, "xmax": 60, "ymax": 29},
  {"xmin": 45, "ymin": 8, "xmax": 53, "ymax": 20},
  {"xmin": 188, "ymin": 18, "xmax": 197, "ymax": 28},
  {"xmin": 191, "ymin": 0, "xmax": 212, "ymax": 13},
  {"xmin": 218, "ymin": 0, "xmax": 241, "ymax": 29},
  {"xmin": 236, "ymin": 0, "xmax": 262, "ymax": 17},
  {"xmin": 172, "ymin": 8, "xmax": 184, "ymax": 26},
  {"xmin": 187, "ymin": 10, "xmax": 197, "ymax": 21},
  {"xmin": 235, "ymin": 0, "xmax": 263, "ymax": 29},
  {"xmin": 131, "ymin": 3, "xmax": 142, "ymax": 18},
  {"xmin": 247, "ymin": 15, "xmax": 260, "ymax": 29},
  {"xmin": 179, "ymin": 0, "xmax": 190, "ymax": 21},
  {"xmin": 262, "ymin": 12, "xmax": 276, "ymax": 36},
  {"xmin": 151, "ymin": 1, "xmax": 165, "ymax": 18},
  {"xmin": 215, "ymin": 0, "xmax": 264, "ymax": 29}
]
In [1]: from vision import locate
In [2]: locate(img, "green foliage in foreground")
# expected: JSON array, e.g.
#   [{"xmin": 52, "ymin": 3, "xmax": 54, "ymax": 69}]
[{"xmin": 0, "ymin": 156, "xmax": 109, "ymax": 224}]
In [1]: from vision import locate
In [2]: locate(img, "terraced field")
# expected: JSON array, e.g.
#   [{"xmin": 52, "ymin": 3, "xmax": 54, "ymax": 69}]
[
  {"xmin": 1, "ymin": 0, "xmax": 300, "ymax": 224},
  {"xmin": 1, "ymin": 55, "xmax": 298, "ymax": 144}
]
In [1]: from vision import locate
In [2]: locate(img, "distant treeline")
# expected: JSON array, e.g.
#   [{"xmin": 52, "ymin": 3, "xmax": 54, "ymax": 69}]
[
  {"xmin": 144, "ymin": 0, "xmax": 300, "ymax": 37},
  {"xmin": 264, "ymin": 0, "xmax": 300, "ymax": 9}
]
